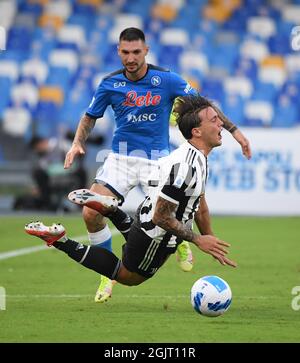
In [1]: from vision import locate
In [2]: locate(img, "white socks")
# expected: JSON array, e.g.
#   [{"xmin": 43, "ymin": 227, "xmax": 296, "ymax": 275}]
[{"xmin": 88, "ymin": 225, "xmax": 112, "ymax": 247}]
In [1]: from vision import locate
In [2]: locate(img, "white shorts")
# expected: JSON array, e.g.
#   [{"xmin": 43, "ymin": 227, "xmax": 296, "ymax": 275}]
[{"xmin": 95, "ymin": 153, "xmax": 159, "ymax": 204}]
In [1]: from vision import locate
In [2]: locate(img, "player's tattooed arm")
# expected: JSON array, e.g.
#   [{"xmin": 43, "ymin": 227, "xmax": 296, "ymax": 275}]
[
  {"xmin": 212, "ymin": 104, "xmax": 252, "ymax": 159},
  {"xmin": 152, "ymin": 196, "xmax": 237, "ymax": 267},
  {"xmin": 64, "ymin": 114, "xmax": 96, "ymax": 169},
  {"xmin": 152, "ymin": 196, "xmax": 198, "ymax": 242},
  {"xmin": 211, "ymin": 104, "xmax": 237, "ymax": 133},
  {"xmin": 194, "ymin": 195, "xmax": 214, "ymax": 235},
  {"xmin": 73, "ymin": 114, "xmax": 96, "ymax": 146}
]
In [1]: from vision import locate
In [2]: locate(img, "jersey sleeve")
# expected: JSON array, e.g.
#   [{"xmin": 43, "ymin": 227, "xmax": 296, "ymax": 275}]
[
  {"xmin": 160, "ymin": 162, "xmax": 196, "ymax": 204},
  {"xmin": 85, "ymin": 80, "xmax": 111, "ymax": 118},
  {"xmin": 169, "ymin": 72, "xmax": 197, "ymax": 99}
]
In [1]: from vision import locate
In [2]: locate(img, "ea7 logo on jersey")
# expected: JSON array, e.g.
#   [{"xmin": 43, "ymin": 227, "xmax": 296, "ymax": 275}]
[
  {"xmin": 123, "ymin": 91, "xmax": 161, "ymax": 107},
  {"xmin": 114, "ymin": 81, "xmax": 126, "ymax": 88}
]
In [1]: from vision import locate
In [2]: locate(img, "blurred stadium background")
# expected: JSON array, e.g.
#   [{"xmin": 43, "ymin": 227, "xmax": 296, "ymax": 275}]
[
  {"xmin": 0, "ymin": 0, "xmax": 300, "ymax": 343},
  {"xmin": 0, "ymin": 0, "xmax": 299, "ymax": 214}
]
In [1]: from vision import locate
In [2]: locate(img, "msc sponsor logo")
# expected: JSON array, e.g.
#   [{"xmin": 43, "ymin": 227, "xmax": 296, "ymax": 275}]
[
  {"xmin": 127, "ymin": 113, "xmax": 157, "ymax": 123},
  {"xmin": 114, "ymin": 81, "xmax": 126, "ymax": 88},
  {"xmin": 123, "ymin": 91, "xmax": 161, "ymax": 107},
  {"xmin": 151, "ymin": 76, "xmax": 161, "ymax": 86}
]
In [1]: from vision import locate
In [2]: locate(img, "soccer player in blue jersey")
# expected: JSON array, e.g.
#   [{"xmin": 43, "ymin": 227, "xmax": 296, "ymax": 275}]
[
  {"xmin": 64, "ymin": 28, "xmax": 251, "ymax": 303},
  {"xmin": 25, "ymin": 95, "xmax": 237, "ymax": 290}
]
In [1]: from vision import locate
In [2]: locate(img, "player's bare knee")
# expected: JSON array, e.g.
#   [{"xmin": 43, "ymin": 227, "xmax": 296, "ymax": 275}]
[
  {"xmin": 116, "ymin": 267, "xmax": 147, "ymax": 286},
  {"xmin": 82, "ymin": 205, "xmax": 106, "ymax": 230},
  {"xmin": 121, "ymin": 278, "xmax": 143, "ymax": 287},
  {"xmin": 83, "ymin": 205, "xmax": 99, "ymax": 220}
]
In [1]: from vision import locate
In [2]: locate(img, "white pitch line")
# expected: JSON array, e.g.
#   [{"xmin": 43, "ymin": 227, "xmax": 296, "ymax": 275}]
[
  {"xmin": 6, "ymin": 294, "xmax": 188, "ymax": 299},
  {"xmin": 5, "ymin": 294, "xmax": 270, "ymax": 300},
  {"xmin": 0, "ymin": 245, "xmax": 49, "ymax": 260},
  {"xmin": 0, "ymin": 228, "xmax": 119, "ymax": 261}
]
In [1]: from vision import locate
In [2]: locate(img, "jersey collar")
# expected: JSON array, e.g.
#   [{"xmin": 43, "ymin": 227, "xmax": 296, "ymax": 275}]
[{"xmin": 123, "ymin": 64, "xmax": 149, "ymax": 82}]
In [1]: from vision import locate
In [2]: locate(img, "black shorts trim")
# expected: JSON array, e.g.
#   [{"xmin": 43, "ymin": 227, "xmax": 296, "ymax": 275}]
[
  {"xmin": 94, "ymin": 180, "xmax": 125, "ymax": 205},
  {"xmin": 122, "ymin": 222, "xmax": 174, "ymax": 278}
]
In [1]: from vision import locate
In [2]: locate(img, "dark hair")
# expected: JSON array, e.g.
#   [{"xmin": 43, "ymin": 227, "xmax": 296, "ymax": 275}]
[
  {"xmin": 119, "ymin": 27, "xmax": 146, "ymax": 42},
  {"xmin": 174, "ymin": 94, "xmax": 214, "ymax": 140}
]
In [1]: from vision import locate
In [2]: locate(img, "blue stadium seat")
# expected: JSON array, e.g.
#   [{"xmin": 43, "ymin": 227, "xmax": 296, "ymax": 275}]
[
  {"xmin": 60, "ymin": 87, "xmax": 92, "ymax": 130},
  {"xmin": 222, "ymin": 95, "xmax": 246, "ymax": 127},
  {"xmin": 103, "ymin": 43, "xmax": 122, "ymax": 68},
  {"xmin": 210, "ymin": 43, "xmax": 238, "ymax": 74},
  {"xmin": 0, "ymin": 77, "xmax": 13, "ymax": 118},
  {"xmin": 19, "ymin": 2, "xmax": 43, "ymax": 16},
  {"xmin": 56, "ymin": 41, "xmax": 80, "ymax": 53},
  {"xmin": 201, "ymin": 78, "xmax": 225, "ymax": 104},
  {"xmin": 30, "ymin": 28, "xmax": 57, "ymax": 61},
  {"xmin": 258, "ymin": 5, "xmax": 281, "ymax": 20},
  {"xmin": 67, "ymin": 14, "xmax": 96, "ymax": 39},
  {"xmin": 7, "ymin": 26, "xmax": 33, "ymax": 52},
  {"xmin": 144, "ymin": 18, "xmax": 167, "ymax": 39},
  {"xmin": 234, "ymin": 56, "xmax": 258, "ymax": 78},
  {"xmin": 277, "ymin": 20, "xmax": 297, "ymax": 37},
  {"xmin": 73, "ymin": 2, "xmax": 98, "ymax": 16},
  {"xmin": 0, "ymin": 49, "xmax": 29, "ymax": 63},
  {"xmin": 45, "ymin": 66, "xmax": 72, "ymax": 92},
  {"xmin": 231, "ymin": 6, "xmax": 258, "ymax": 23},
  {"xmin": 243, "ymin": 0, "xmax": 263, "ymax": 11},
  {"xmin": 251, "ymin": 81, "xmax": 278, "ymax": 102},
  {"xmin": 272, "ymin": 96, "xmax": 299, "ymax": 127},
  {"xmin": 1, "ymin": 0, "xmax": 300, "ymax": 137},
  {"xmin": 158, "ymin": 45, "xmax": 183, "ymax": 71},
  {"xmin": 268, "ymin": 34, "xmax": 291, "ymax": 55},
  {"xmin": 170, "ymin": 6, "xmax": 200, "ymax": 34},
  {"xmin": 123, "ymin": 0, "xmax": 152, "ymax": 18},
  {"xmin": 33, "ymin": 101, "xmax": 61, "ymax": 138},
  {"xmin": 222, "ymin": 11, "xmax": 247, "ymax": 33},
  {"xmin": 280, "ymin": 80, "xmax": 300, "ymax": 102}
]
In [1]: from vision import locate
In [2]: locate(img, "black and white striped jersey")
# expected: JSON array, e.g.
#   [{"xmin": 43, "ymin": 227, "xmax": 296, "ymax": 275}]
[{"xmin": 138, "ymin": 141, "xmax": 208, "ymax": 249}]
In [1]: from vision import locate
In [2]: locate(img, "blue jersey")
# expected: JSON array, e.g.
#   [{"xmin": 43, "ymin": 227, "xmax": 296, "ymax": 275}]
[{"xmin": 86, "ymin": 64, "xmax": 196, "ymax": 160}]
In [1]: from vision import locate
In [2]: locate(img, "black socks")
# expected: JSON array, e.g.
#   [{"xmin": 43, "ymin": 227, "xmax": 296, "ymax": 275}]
[
  {"xmin": 54, "ymin": 239, "xmax": 121, "ymax": 280},
  {"xmin": 107, "ymin": 208, "xmax": 134, "ymax": 241},
  {"xmin": 51, "ymin": 208, "xmax": 133, "ymax": 280}
]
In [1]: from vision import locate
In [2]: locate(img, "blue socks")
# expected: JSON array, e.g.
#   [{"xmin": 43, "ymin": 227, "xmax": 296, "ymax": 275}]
[{"xmin": 88, "ymin": 225, "xmax": 112, "ymax": 252}]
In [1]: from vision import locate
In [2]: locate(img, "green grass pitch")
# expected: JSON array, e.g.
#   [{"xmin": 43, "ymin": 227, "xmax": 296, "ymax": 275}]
[{"xmin": 0, "ymin": 215, "xmax": 299, "ymax": 342}]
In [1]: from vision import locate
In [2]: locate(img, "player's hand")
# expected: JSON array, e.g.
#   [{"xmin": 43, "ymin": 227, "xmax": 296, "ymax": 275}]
[
  {"xmin": 194, "ymin": 235, "xmax": 237, "ymax": 268},
  {"xmin": 232, "ymin": 129, "xmax": 252, "ymax": 160},
  {"xmin": 64, "ymin": 143, "xmax": 85, "ymax": 169}
]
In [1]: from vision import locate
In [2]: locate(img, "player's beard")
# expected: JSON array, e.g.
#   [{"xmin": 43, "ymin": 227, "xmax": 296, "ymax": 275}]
[{"xmin": 125, "ymin": 61, "xmax": 145, "ymax": 74}]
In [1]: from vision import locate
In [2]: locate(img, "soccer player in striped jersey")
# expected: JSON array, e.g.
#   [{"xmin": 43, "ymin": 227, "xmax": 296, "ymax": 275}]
[
  {"xmin": 63, "ymin": 28, "xmax": 247, "ymax": 302},
  {"xmin": 25, "ymin": 94, "xmax": 237, "ymax": 289}
]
